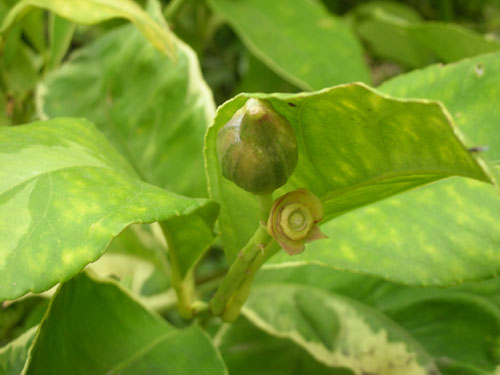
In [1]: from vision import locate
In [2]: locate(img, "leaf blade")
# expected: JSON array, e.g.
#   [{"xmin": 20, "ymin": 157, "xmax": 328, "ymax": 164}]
[
  {"xmin": 207, "ymin": 0, "xmax": 371, "ymax": 90},
  {"xmin": 264, "ymin": 53, "xmax": 500, "ymax": 285},
  {"xmin": 218, "ymin": 317, "xmax": 353, "ymax": 375},
  {"xmin": 0, "ymin": 326, "xmax": 37, "ymax": 375},
  {"xmin": 1, "ymin": 0, "xmax": 176, "ymax": 59},
  {"xmin": 0, "ymin": 118, "xmax": 218, "ymax": 301},
  {"xmin": 205, "ymin": 83, "xmax": 492, "ymax": 269},
  {"xmin": 23, "ymin": 272, "xmax": 227, "ymax": 374},
  {"xmin": 255, "ymin": 264, "xmax": 500, "ymax": 372},
  {"xmin": 352, "ymin": 4, "xmax": 500, "ymax": 68},
  {"xmin": 39, "ymin": 24, "xmax": 214, "ymax": 197},
  {"xmin": 243, "ymin": 284, "xmax": 439, "ymax": 375}
]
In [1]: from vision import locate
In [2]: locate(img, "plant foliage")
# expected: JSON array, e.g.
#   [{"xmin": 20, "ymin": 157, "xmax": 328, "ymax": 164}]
[{"xmin": 1, "ymin": 0, "xmax": 499, "ymax": 374}]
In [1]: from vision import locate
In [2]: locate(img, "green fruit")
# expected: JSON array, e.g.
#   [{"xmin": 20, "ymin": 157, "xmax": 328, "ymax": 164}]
[{"xmin": 216, "ymin": 98, "xmax": 298, "ymax": 194}]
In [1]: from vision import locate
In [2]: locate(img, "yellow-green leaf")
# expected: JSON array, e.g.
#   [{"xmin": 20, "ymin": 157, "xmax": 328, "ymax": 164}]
[
  {"xmin": 205, "ymin": 83, "xmax": 492, "ymax": 273},
  {"xmin": 256, "ymin": 264, "xmax": 500, "ymax": 373},
  {"xmin": 266, "ymin": 53, "xmax": 500, "ymax": 286},
  {"xmin": 0, "ymin": 326, "xmax": 37, "ymax": 375},
  {"xmin": 0, "ymin": 0, "xmax": 176, "ymax": 59},
  {"xmin": 243, "ymin": 285, "xmax": 439, "ymax": 375},
  {"xmin": 218, "ymin": 317, "xmax": 353, "ymax": 375},
  {"xmin": 39, "ymin": 24, "xmax": 214, "ymax": 197},
  {"xmin": 0, "ymin": 118, "xmax": 218, "ymax": 301}
]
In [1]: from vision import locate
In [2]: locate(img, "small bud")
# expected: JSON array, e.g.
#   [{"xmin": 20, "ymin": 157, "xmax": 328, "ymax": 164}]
[
  {"xmin": 267, "ymin": 189, "xmax": 327, "ymax": 255},
  {"xmin": 217, "ymin": 98, "xmax": 298, "ymax": 194}
]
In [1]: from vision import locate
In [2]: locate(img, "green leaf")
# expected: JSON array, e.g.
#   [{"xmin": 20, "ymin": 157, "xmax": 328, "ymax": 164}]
[
  {"xmin": 269, "ymin": 177, "xmax": 500, "ymax": 285},
  {"xmin": 256, "ymin": 263, "xmax": 382, "ymax": 304},
  {"xmin": 101, "ymin": 223, "xmax": 179, "ymax": 302},
  {"xmin": 97, "ymin": 223, "xmax": 172, "ymax": 295},
  {"xmin": 256, "ymin": 264, "xmax": 500, "ymax": 372},
  {"xmin": 205, "ymin": 83, "xmax": 491, "ymax": 264},
  {"xmin": 453, "ymin": 277, "xmax": 500, "ymax": 311},
  {"xmin": 47, "ymin": 14, "xmax": 75, "ymax": 71},
  {"xmin": 99, "ymin": 205, "xmax": 219, "ymax": 287},
  {"xmin": 161, "ymin": 204, "xmax": 219, "ymax": 279},
  {"xmin": 0, "ymin": 1, "xmax": 13, "ymax": 21},
  {"xmin": 207, "ymin": 0, "xmax": 371, "ymax": 90},
  {"xmin": 354, "ymin": 6, "xmax": 500, "ymax": 68},
  {"xmin": 351, "ymin": 1, "xmax": 423, "ymax": 23},
  {"xmin": 235, "ymin": 52, "xmax": 299, "ymax": 95},
  {"xmin": 355, "ymin": 12, "xmax": 433, "ymax": 68},
  {"xmin": 0, "ymin": 117, "xmax": 218, "ymax": 301},
  {"xmin": 380, "ymin": 51, "xmax": 500, "ymax": 184},
  {"xmin": 259, "ymin": 264, "xmax": 500, "ymax": 316},
  {"xmin": 217, "ymin": 317, "xmax": 353, "ymax": 375},
  {"xmin": 438, "ymin": 361, "xmax": 496, "ymax": 375},
  {"xmin": 1, "ymin": 25, "xmax": 38, "ymax": 95},
  {"xmin": 0, "ymin": 89, "xmax": 8, "ymax": 126},
  {"xmin": 89, "ymin": 252, "xmax": 169, "ymax": 296},
  {"xmin": 39, "ymin": 23, "xmax": 214, "ymax": 197},
  {"xmin": 407, "ymin": 24, "xmax": 500, "ymax": 64},
  {"xmin": 20, "ymin": 9, "xmax": 45, "ymax": 53},
  {"xmin": 0, "ymin": 296, "xmax": 48, "ymax": 346},
  {"xmin": 23, "ymin": 272, "xmax": 228, "ymax": 374},
  {"xmin": 266, "ymin": 53, "xmax": 500, "ymax": 285},
  {"xmin": 105, "ymin": 224, "xmax": 168, "ymax": 265},
  {"xmin": 242, "ymin": 284, "xmax": 439, "ymax": 375},
  {"xmin": 385, "ymin": 294, "xmax": 500, "ymax": 372},
  {"xmin": 0, "ymin": 21, "xmax": 38, "ymax": 125},
  {"xmin": 0, "ymin": 326, "xmax": 37, "ymax": 375},
  {"xmin": 0, "ymin": 0, "xmax": 176, "ymax": 59},
  {"xmin": 90, "ymin": 228, "xmax": 178, "ymax": 310}
]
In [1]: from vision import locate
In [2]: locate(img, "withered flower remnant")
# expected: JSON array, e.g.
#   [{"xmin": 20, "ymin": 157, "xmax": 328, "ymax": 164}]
[{"xmin": 267, "ymin": 189, "xmax": 327, "ymax": 255}]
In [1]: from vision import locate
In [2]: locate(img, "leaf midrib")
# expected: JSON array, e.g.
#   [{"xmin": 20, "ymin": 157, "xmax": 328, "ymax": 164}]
[
  {"xmin": 106, "ymin": 329, "xmax": 179, "ymax": 374},
  {"xmin": 321, "ymin": 168, "xmax": 489, "ymax": 202}
]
